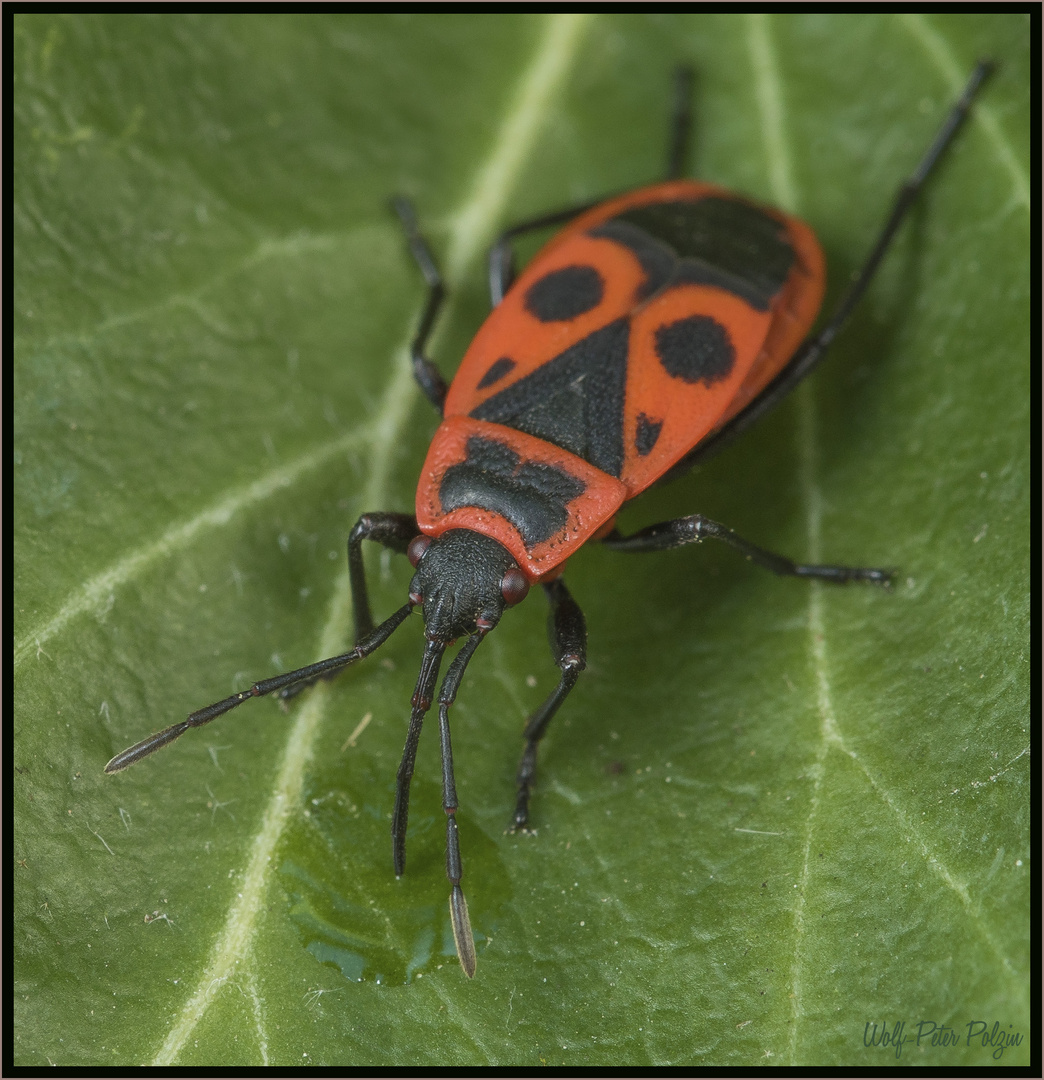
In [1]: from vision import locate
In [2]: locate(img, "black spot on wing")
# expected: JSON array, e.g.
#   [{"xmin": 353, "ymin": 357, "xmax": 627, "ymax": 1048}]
[
  {"xmin": 525, "ymin": 265, "xmax": 604, "ymax": 322},
  {"xmin": 439, "ymin": 436, "xmax": 587, "ymax": 548},
  {"xmin": 477, "ymin": 356, "xmax": 516, "ymax": 389},
  {"xmin": 470, "ymin": 318, "xmax": 630, "ymax": 477},
  {"xmin": 634, "ymin": 413, "xmax": 663, "ymax": 456},
  {"xmin": 655, "ymin": 315, "xmax": 735, "ymax": 385},
  {"xmin": 592, "ymin": 197, "xmax": 794, "ymax": 311}
]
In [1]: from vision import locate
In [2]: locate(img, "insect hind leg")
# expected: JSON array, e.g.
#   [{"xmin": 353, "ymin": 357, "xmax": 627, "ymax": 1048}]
[
  {"xmin": 486, "ymin": 69, "xmax": 697, "ymax": 307},
  {"xmin": 666, "ymin": 65, "xmax": 695, "ymax": 180},
  {"xmin": 687, "ymin": 61, "xmax": 994, "ymax": 466},
  {"xmin": 392, "ymin": 196, "xmax": 450, "ymax": 414}
]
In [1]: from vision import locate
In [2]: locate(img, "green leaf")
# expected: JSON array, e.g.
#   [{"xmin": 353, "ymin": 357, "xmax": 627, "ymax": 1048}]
[{"xmin": 14, "ymin": 12, "xmax": 1029, "ymax": 1068}]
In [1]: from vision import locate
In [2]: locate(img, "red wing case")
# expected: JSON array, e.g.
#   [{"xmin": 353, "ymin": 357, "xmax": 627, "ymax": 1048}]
[{"xmin": 444, "ymin": 180, "xmax": 825, "ymax": 499}]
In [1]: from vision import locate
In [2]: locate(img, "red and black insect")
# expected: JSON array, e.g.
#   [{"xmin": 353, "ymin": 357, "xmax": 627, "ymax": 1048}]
[{"xmin": 107, "ymin": 63, "xmax": 993, "ymax": 977}]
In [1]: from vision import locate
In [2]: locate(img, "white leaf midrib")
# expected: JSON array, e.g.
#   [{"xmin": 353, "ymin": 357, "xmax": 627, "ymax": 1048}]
[{"xmin": 150, "ymin": 13, "xmax": 594, "ymax": 1065}]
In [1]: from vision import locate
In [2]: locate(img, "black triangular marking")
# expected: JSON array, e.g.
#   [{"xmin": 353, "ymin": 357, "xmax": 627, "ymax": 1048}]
[
  {"xmin": 470, "ymin": 318, "xmax": 630, "ymax": 477},
  {"xmin": 477, "ymin": 355, "xmax": 516, "ymax": 389}
]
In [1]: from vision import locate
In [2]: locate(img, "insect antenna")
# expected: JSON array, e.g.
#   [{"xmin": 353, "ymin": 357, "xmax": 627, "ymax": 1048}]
[
  {"xmin": 104, "ymin": 602, "xmax": 415, "ymax": 774},
  {"xmin": 391, "ymin": 636, "xmax": 446, "ymax": 876},
  {"xmin": 435, "ymin": 630, "xmax": 486, "ymax": 978}
]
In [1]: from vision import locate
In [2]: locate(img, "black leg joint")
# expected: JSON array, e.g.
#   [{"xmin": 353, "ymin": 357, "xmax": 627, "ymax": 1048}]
[
  {"xmin": 604, "ymin": 514, "xmax": 893, "ymax": 587},
  {"xmin": 348, "ymin": 512, "xmax": 419, "ymax": 642},
  {"xmin": 410, "ymin": 284, "xmax": 449, "ymax": 413},
  {"xmin": 544, "ymin": 578, "xmax": 587, "ymax": 670}
]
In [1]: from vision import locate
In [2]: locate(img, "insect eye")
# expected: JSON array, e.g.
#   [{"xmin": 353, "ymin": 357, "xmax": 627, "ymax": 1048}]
[
  {"xmin": 500, "ymin": 567, "xmax": 530, "ymax": 607},
  {"xmin": 407, "ymin": 534, "xmax": 432, "ymax": 567}
]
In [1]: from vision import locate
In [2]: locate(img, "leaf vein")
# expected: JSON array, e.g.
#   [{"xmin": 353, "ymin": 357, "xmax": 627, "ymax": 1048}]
[
  {"xmin": 14, "ymin": 424, "xmax": 371, "ymax": 668},
  {"xmin": 151, "ymin": 12, "xmax": 594, "ymax": 1064},
  {"xmin": 14, "ymin": 228, "xmax": 358, "ymax": 360}
]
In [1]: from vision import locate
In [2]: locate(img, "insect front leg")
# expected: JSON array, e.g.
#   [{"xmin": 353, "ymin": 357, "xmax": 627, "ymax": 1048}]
[
  {"xmin": 602, "ymin": 516, "xmax": 892, "ymax": 585},
  {"xmin": 512, "ymin": 578, "xmax": 587, "ymax": 832},
  {"xmin": 347, "ymin": 512, "xmax": 420, "ymax": 640},
  {"xmin": 277, "ymin": 511, "xmax": 420, "ymax": 703}
]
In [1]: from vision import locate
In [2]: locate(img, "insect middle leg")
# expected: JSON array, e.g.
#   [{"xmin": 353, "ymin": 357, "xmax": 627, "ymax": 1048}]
[
  {"xmin": 512, "ymin": 578, "xmax": 587, "ymax": 832},
  {"xmin": 486, "ymin": 202, "xmax": 599, "ymax": 307},
  {"xmin": 602, "ymin": 515, "xmax": 893, "ymax": 586},
  {"xmin": 277, "ymin": 511, "xmax": 420, "ymax": 702},
  {"xmin": 392, "ymin": 196, "xmax": 450, "ymax": 414}
]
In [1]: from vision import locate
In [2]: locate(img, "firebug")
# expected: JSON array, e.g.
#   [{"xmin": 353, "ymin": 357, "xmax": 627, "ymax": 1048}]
[{"xmin": 107, "ymin": 62, "xmax": 994, "ymax": 978}]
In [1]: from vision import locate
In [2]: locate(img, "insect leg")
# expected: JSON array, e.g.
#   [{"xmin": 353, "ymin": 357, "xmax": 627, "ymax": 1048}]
[
  {"xmin": 512, "ymin": 578, "xmax": 587, "ymax": 832},
  {"xmin": 666, "ymin": 65, "xmax": 695, "ymax": 180},
  {"xmin": 392, "ymin": 196, "xmax": 449, "ymax": 414},
  {"xmin": 688, "ymin": 60, "xmax": 995, "ymax": 466},
  {"xmin": 104, "ymin": 602, "xmax": 414, "ymax": 773},
  {"xmin": 277, "ymin": 511, "xmax": 420, "ymax": 704},
  {"xmin": 488, "ymin": 67, "xmax": 696, "ymax": 304},
  {"xmin": 487, "ymin": 201, "xmax": 598, "ymax": 307},
  {"xmin": 348, "ymin": 512, "xmax": 420, "ymax": 641},
  {"xmin": 435, "ymin": 631, "xmax": 486, "ymax": 978},
  {"xmin": 603, "ymin": 517, "xmax": 892, "ymax": 585}
]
